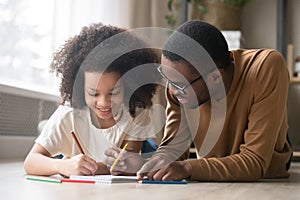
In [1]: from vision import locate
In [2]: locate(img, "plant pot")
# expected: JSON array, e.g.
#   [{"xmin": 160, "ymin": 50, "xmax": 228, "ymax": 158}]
[{"xmin": 191, "ymin": 0, "xmax": 242, "ymax": 30}]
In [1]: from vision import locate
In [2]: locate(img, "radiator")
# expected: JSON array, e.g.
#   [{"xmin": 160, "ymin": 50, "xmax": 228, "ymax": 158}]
[{"xmin": 0, "ymin": 83, "xmax": 58, "ymax": 158}]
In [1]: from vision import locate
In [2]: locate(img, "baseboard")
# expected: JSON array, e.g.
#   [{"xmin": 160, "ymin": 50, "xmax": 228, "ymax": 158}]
[{"xmin": 0, "ymin": 136, "xmax": 35, "ymax": 159}]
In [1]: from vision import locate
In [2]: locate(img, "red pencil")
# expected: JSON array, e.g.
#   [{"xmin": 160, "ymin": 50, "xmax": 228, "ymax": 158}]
[
  {"xmin": 70, "ymin": 131, "xmax": 85, "ymax": 154},
  {"xmin": 61, "ymin": 178, "xmax": 95, "ymax": 184}
]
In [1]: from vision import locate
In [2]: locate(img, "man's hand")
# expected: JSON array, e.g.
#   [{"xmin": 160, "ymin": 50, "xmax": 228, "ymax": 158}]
[
  {"xmin": 58, "ymin": 154, "xmax": 98, "ymax": 177},
  {"xmin": 105, "ymin": 147, "xmax": 145, "ymax": 175},
  {"xmin": 137, "ymin": 156, "xmax": 192, "ymax": 181}
]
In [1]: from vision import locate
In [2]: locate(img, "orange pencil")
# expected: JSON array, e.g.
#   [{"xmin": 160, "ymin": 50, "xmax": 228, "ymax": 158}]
[{"xmin": 70, "ymin": 131, "xmax": 85, "ymax": 154}]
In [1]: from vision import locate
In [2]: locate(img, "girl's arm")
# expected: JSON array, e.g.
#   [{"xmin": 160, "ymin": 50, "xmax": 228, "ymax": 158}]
[{"xmin": 24, "ymin": 143, "xmax": 98, "ymax": 177}]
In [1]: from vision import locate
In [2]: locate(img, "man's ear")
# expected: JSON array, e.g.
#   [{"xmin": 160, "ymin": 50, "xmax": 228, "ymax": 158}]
[{"xmin": 207, "ymin": 69, "xmax": 222, "ymax": 84}]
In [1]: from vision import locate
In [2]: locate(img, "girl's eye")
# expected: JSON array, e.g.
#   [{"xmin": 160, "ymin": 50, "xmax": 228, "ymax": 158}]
[{"xmin": 88, "ymin": 93, "xmax": 98, "ymax": 97}]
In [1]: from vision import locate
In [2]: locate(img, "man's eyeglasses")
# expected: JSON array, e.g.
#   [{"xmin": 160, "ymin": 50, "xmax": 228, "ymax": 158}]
[{"xmin": 157, "ymin": 65, "xmax": 204, "ymax": 95}]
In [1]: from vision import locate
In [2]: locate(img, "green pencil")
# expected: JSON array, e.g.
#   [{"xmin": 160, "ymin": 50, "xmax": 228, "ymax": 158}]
[{"xmin": 25, "ymin": 175, "xmax": 62, "ymax": 183}]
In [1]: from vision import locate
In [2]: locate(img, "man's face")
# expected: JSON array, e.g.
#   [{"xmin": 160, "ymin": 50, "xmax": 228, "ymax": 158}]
[{"xmin": 160, "ymin": 55, "xmax": 211, "ymax": 108}]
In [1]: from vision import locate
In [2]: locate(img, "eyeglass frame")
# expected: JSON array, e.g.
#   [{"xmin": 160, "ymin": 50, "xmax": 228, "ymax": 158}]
[{"xmin": 157, "ymin": 65, "xmax": 205, "ymax": 95}]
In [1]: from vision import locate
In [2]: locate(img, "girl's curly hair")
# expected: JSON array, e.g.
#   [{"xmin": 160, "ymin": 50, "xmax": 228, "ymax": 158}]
[{"xmin": 50, "ymin": 23, "xmax": 160, "ymax": 117}]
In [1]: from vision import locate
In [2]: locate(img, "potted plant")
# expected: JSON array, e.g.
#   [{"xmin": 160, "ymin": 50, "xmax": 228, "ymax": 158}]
[{"xmin": 165, "ymin": 0, "xmax": 250, "ymax": 30}]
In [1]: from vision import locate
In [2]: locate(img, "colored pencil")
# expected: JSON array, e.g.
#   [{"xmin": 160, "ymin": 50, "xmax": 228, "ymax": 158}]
[
  {"xmin": 71, "ymin": 131, "xmax": 85, "ymax": 154},
  {"xmin": 25, "ymin": 175, "xmax": 61, "ymax": 183},
  {"xmin": 61, "ymin": 178, "xmax": 95, "ymax": 184},
  {"xmin": 138, "ymin": 180, "xmax": 187, "ymax": 184},
  {"xmin": 110, "ymin": 143, "xmax": 128, "ymax": 172}
]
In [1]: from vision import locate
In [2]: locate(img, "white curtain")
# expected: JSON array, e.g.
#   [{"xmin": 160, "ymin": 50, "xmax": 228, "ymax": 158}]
[
  {"xmin": 0, "ymin": 0, "xmax": 170, "ymax": 94},
  {"xmin": 53, "ymin": 0, "xmax": 170, "ymax": 48}
]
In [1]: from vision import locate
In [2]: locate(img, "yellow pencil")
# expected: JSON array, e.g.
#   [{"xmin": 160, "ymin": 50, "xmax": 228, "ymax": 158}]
[{"xmin": 110, "ymin": 143, "xmax": 128, "ymax": 172}]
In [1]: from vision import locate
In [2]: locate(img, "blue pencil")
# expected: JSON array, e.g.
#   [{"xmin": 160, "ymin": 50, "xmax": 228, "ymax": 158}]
[{"xmin": 138, "ymin": 180, "xmax": 187, "ymax": 184}]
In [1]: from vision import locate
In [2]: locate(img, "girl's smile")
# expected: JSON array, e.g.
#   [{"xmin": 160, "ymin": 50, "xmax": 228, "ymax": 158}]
[{"xmin": 84, "ymin": 71, "xmax": 124, "ymax": 128}]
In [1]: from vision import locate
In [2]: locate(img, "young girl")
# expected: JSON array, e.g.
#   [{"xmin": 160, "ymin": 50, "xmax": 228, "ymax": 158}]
[{"xmin": 24, "ymin": 23, "xmax": 161, "ymax": 177}]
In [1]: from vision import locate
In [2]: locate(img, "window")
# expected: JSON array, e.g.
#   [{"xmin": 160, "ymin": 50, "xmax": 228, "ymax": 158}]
[
  {"xmin": 0, "ymin": 0, "xmax": 58, "ymax": 94},
  {"xmin": 0, "ymin": 0, "xmax": 129, "ymax": 95}
]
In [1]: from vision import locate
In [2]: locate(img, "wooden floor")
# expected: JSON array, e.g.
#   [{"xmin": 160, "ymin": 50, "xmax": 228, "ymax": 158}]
[{"xmin": 0, "ymin": 158, "xmax": 300, "ymax": 200}]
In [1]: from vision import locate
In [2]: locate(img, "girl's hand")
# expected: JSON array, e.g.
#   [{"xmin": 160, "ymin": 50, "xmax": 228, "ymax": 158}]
[
  {"xmin": 58, "ymin": 154, "xmax": 98, "ymax": 177},
  {"xmin": 105, "ymin": 147, "xmax": 145, "ymax": 175}
]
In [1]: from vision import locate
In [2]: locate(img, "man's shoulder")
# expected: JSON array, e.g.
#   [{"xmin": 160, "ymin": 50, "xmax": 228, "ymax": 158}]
[
  {"xmin": 233, "ymin": 48, "xmax": 285, "ymax": 71},
  {"xmin": 232, "ymin": 48, "xmax": 282, "ymax": 58},
  {"xmin": 231, "ymin": 48, "xmax": 288, "ymax": 87}
]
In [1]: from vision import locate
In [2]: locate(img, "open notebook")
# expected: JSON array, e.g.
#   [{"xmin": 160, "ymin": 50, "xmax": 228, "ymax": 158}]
[{"xmin": 69, "ymin": 175, "xmax": 138, "ymax": 184}]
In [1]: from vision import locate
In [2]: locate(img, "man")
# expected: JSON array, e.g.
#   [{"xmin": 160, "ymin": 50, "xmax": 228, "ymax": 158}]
[{"xmin": 107, "ymin": 20, "xmax": 292, "ymax": 181}]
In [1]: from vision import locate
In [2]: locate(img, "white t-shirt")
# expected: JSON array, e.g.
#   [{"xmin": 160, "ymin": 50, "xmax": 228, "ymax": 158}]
[{"xmin": 36, "ymin": 104, "xmax": 162, "ymax": 162}]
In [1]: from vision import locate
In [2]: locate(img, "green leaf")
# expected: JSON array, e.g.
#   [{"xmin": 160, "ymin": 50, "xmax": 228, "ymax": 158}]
[
  {"xmin": 198, "ymin": 5, "xmax": 206, "ymax": 13},
  {"xmin": 167, "ymin": 0, "xmax": 173, "ymax": 11},
  {"xmin": 165, "ymin": 15, "xmax": 177, "ymax": 27},
  {"xmin": 224, "ymin": 0, "xmax": 250, "ymax": 6}
]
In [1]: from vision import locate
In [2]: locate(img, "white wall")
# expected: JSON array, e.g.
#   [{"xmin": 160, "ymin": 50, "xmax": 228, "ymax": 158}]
[
  {"xmin": 241, "ymin": 0, "xmax": 300, "ymax": 57},
  {"xmin": 241, "ymin": 0, "xmax": 277, "ymax": 49}
]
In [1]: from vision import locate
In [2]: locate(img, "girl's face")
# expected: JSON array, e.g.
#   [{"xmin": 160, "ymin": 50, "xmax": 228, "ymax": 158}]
[{"xmin": 84, "ymin": 71, "xmax": 124, "ymax": 123}]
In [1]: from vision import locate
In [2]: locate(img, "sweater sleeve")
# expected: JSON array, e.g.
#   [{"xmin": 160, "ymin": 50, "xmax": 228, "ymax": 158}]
[{"xmin": 154, "ymin": 87, "xmax": 192, "ymax": 161}]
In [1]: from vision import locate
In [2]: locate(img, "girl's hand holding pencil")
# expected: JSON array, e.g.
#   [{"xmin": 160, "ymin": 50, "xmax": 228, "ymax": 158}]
[
  {"xmin": 105, "ymin": 143, "xmax": 145, "ymax": 175},
  {"xmin": 55, "ymin": 131, "xmax": 98, "ymax": 177},
  {"xmin": 110, "ymin": 143, "xmax": 129, "ymax": 172},
  {"xmin": 59, "ymin": 154, "xmax": 98, "ymax": 177}
]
